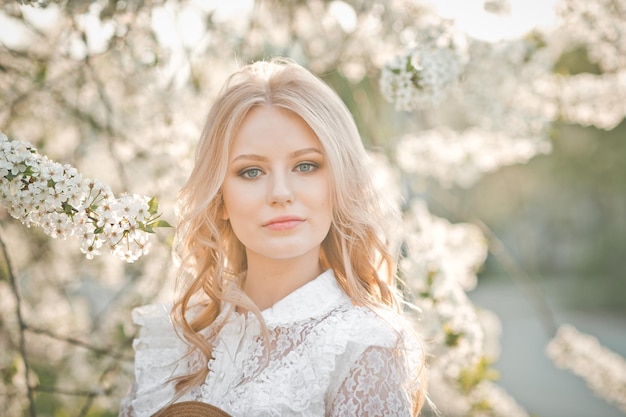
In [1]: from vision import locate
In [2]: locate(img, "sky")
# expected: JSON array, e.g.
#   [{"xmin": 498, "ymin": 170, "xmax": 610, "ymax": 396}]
[
  {"xmin": 426, "ymin": 0, "xmax": 559, "ymax": 41},
  {"xmin": 0, "ymin": 0, "xmax": 561, "ymax": 50}
]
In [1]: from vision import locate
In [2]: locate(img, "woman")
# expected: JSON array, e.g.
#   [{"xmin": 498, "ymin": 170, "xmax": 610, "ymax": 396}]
[{"xmin": 119, "ymin": 57, "xmax": 427, "ymax": 416}]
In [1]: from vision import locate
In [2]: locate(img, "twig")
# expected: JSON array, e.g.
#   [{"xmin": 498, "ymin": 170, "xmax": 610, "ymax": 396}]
[
  {"xmin": 33, "ymin": 385, "xmax": 106, "ymax": 397},
  {"xmin": 475, "ymin": 218, "xmax": 559, "ymax": 338},
  {"xmin": 0, "ymin": 225, "xmax": 37, "ymax": 417},
  {"xmin": 77, "ymin": 359, "xmax": 121, "ymax": 417},
  {"xmin": 423, "ymin": 188, "xmax": 559, "ymax": 338},
  {"xmin": 83, "ymin": 56, "xmax": 131, "ymax": 189},
  {"xmin": 26, "ymin": 326, "xmax": 133, "ymax": 362}
]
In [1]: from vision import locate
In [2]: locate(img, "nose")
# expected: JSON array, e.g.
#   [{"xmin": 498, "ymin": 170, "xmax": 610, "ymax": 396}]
[{"xmin": 268, "ymin": 171, "xmax": 293, "ymax": 205}]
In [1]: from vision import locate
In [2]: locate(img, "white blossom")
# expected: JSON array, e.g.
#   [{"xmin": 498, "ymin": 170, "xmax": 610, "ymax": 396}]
[
  {"xmin": 547, "ymin": 325, "xmax": 626, "ymax": 413},
  {"xmin": 427, "ymin": 365, "xmax": 530, "ymax": 417},
  {"xmin": 0, "ymin": 132, "xmax": 169, "ymax": 263},
  {"xmin": 380, "ymin": 45, "xmax": 463, "ymax": 111},
  {"xmin": 396, "ymin": 127, "xmax": 552, "ymax": 188},
  {"xmin": 545, "ymin": 71, "xmax": 626, "ymax": 130},
  {"xmin": 402, "ymin": 201, "xmax": 489, "ymax": 380},
  {"xmin": 380, "ymin": 18, "xmax": 466, "ymax": 111},
  {"xmin": 460, "ymin": 37, "xmax": 555, "ymax": 139},
  {"xmin": 556, "ymin": 0, "xmax": 626, "ymax": 72}
]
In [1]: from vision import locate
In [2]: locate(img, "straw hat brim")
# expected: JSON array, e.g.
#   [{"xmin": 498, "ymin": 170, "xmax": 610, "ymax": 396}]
[{"xmin": 151, "ymin": 401, "xmax": 233, "ymax": 417}]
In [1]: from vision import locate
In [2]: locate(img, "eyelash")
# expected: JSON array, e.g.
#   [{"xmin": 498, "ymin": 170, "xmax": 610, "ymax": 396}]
[
  {"xmin": 237, "ymin": 162, "xmax": 319, "ymax": 179},
  {"xmin": 295, "ymin": 162, "xmax": 319, "ymax": 173}
]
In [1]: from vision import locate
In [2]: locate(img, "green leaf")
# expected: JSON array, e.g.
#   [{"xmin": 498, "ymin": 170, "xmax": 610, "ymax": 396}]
[
  {"xmin": 147, "ymin": 197, "xmax": 159, "ymax": 215},
  {"xmin": 63, "ymin": 203, "xmax": 74, "ymax": 216},
  {"xmin": 152, "ymin": 220, "xmax": 173, "ymax": 228},
  {"xmin": 35, "ymin": 61, "xmax": 47, "ymax": 85}
]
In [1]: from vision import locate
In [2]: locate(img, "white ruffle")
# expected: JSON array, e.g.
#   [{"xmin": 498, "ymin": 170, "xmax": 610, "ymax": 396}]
[{"xmin": 123, "ymin": 303, "xmax": 187, "ymax": 415}]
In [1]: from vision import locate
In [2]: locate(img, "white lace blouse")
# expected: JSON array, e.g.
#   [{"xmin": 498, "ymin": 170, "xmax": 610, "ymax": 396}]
[{"xmin": 119, "ymin": 270, "xmax": 422, "ymax": 416}]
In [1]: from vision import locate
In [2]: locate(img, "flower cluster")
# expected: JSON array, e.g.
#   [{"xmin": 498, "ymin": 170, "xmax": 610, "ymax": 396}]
[
  {"xmin": 396, "ymin": 127, "xmax": 552, "ymax": 188},
  {"xmin": 380, "ymin": 18, "xmax": 466, "ymax": 111},
  {"xmin": 557, "ymin": 0, "xmax": 626, "ymax": 72},
  {"xmin": 547, "ymin": 325, "xmax": 626, "ymax": 413},
  {"xmin": 380, "ymin": 44, "xmax": 463, "ymax": 111},
  {"xmin": 461, "ymin": 37, "xmax": 555, "ymax": 139},
  {"xmin": 547, "ymin": 72, "xmax": 626, "ymax": 130},
  {"xmin": 401, "ymin": 201, "xmax": 525, "ymax": 416},
  {"xmin": 428, "ymin": 369, "xmax": 530, "ymax": 417},
  {"xmin": 0, "ymin": 133, "xmax": 170, "ymax": 263},
  {"xmin": 402, "ymin": 201, "xmax": 489, "ymax": 374}
]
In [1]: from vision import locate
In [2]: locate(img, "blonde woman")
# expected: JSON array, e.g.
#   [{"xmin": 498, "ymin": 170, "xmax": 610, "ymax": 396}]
[{"xmin": 120, "ymin": 58, "xmax": 427, "ymax": 417}]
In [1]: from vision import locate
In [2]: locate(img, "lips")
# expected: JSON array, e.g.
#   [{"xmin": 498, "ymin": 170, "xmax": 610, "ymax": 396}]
[{"xmin": 263, "ymin": 215, "xmax": 305, "ymax": 231}]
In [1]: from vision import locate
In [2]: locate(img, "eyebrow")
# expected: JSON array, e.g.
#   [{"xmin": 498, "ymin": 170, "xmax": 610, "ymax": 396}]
[{"xmin": 231, "ymin": 147, "xmax": 323, "ymax": 163}]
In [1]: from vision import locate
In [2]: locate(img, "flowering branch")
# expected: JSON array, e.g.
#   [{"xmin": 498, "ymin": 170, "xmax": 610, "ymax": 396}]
[
  {"xmin": 380, "ymin": 19, "xmax": 465, "ymax": 111},
  {"xmin": 0, "ymin": 132, "xmax": 171, "ymax": 263},
  {"xmin": 546, "ymin": 325, "xmax": 626, "ymax": 412},
  {"xmin": 547, "ymin": 325, "xmax": 626, "ymax": 413},
  {"xmin": 380, "ymin": 44, "xmax": 462, "ymax": 111}
]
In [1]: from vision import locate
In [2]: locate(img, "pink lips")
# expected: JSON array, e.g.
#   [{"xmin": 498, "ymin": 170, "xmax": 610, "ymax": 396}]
[{"xmin": 263, "ymin": 216, "xmax": 305, "ymax": 231}]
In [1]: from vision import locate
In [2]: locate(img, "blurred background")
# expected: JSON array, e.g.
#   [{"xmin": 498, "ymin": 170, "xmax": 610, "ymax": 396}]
[
  {"xmin": 0, "ymin": 0, "xmax": 624, "ymax": 416},
  {"xmin": 464, "ymin": 121, "xmax": 626, "ymax": 417}
]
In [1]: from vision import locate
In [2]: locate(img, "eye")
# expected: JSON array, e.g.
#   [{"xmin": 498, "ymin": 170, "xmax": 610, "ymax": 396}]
[
  {"xmin": 239, "ymin": 168, "xmax": 262, "ymax": 179},
  {"xmin": 295, "ymin": 162, "xmax": 318, "ymax": 173}
]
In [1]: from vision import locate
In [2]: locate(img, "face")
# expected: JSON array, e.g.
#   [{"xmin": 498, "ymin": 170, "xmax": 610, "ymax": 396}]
[{"xmin": 221, "ymin": 105, "xmax": 333, "ymax": 266}]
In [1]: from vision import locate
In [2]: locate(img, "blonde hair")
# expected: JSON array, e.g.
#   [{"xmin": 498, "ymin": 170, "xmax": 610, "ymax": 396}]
[{"xmin": 173, "ymin": 57, "xmax": 425, "ymax": 413}]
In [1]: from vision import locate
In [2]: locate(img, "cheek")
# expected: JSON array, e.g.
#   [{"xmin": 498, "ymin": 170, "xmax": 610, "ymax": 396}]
[
  {"xmin": 222, "ymin": 183, "xmax": 257, "ymax": 221},
  {"xmin": 310, "ymin": 180, "xmax": 333, "ymax": 221}
]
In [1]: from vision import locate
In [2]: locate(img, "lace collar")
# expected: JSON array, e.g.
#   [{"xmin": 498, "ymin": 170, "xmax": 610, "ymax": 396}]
[{"xmin": 258, "ymin": 269, "xmax": 349, "ymax": 326}]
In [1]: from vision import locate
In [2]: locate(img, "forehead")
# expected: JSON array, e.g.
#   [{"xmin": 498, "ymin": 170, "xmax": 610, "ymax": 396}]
[{"xmin": 229, "ymin": 105, "xmax": 322, "ymax": 156}]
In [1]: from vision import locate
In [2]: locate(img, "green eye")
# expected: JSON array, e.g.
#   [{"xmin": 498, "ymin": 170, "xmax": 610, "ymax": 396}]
[
  {"xmin": 240, "ymin": 168, "xmax": 262, "ymax": 178},
  {"xmin": 296, "ymin": 163, "xmax": 317, "ymax": 173}
]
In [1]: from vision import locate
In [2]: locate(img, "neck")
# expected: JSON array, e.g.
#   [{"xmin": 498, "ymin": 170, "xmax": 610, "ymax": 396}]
[{"xmin": 243, "ymin": 250, "xmax": 323, "ymax": 311}]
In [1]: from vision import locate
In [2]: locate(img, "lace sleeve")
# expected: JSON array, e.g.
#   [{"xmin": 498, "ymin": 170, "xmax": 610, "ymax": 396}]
[{"xmin": 329, "ymin": 345, "xmax": 416, "ymax": 417}]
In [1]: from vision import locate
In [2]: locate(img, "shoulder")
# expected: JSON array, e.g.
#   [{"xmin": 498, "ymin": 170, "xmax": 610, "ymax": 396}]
[
  {"xmin": 324, "ymin": 306, "xmax": 424, "ymax": 414},
  {"xmin": 319, "ymin": 303, "xmax": 423, "ymax": 385},
  {"xmin": 328, "ymin": 303, "xmax": 416, "ymax": 350},
  {"xmin": 132, "ymin": 303, "xmax": 173, "ymax": 332},
  {"xmin": 131, "ymin": 303, "xmax": 183, "ymax": 350},
  {"xmin": 126, "ymin": 303, "xmax": 192, "ymax": 416}
]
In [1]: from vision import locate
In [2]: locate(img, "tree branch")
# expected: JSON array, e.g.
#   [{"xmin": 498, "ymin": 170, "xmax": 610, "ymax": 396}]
[
  {"xmin": 26, "ymin": 326, "xmax": 133, "ymax": 362},
  {"xmin": 0, "ymin": 225, "xmax": 37, "ymax": 417}
]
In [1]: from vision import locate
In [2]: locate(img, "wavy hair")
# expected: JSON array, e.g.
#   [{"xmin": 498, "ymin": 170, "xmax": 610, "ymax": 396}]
[{"xmin": 172, "ymin": 57, "xmax": 425, "ymax": 413}]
